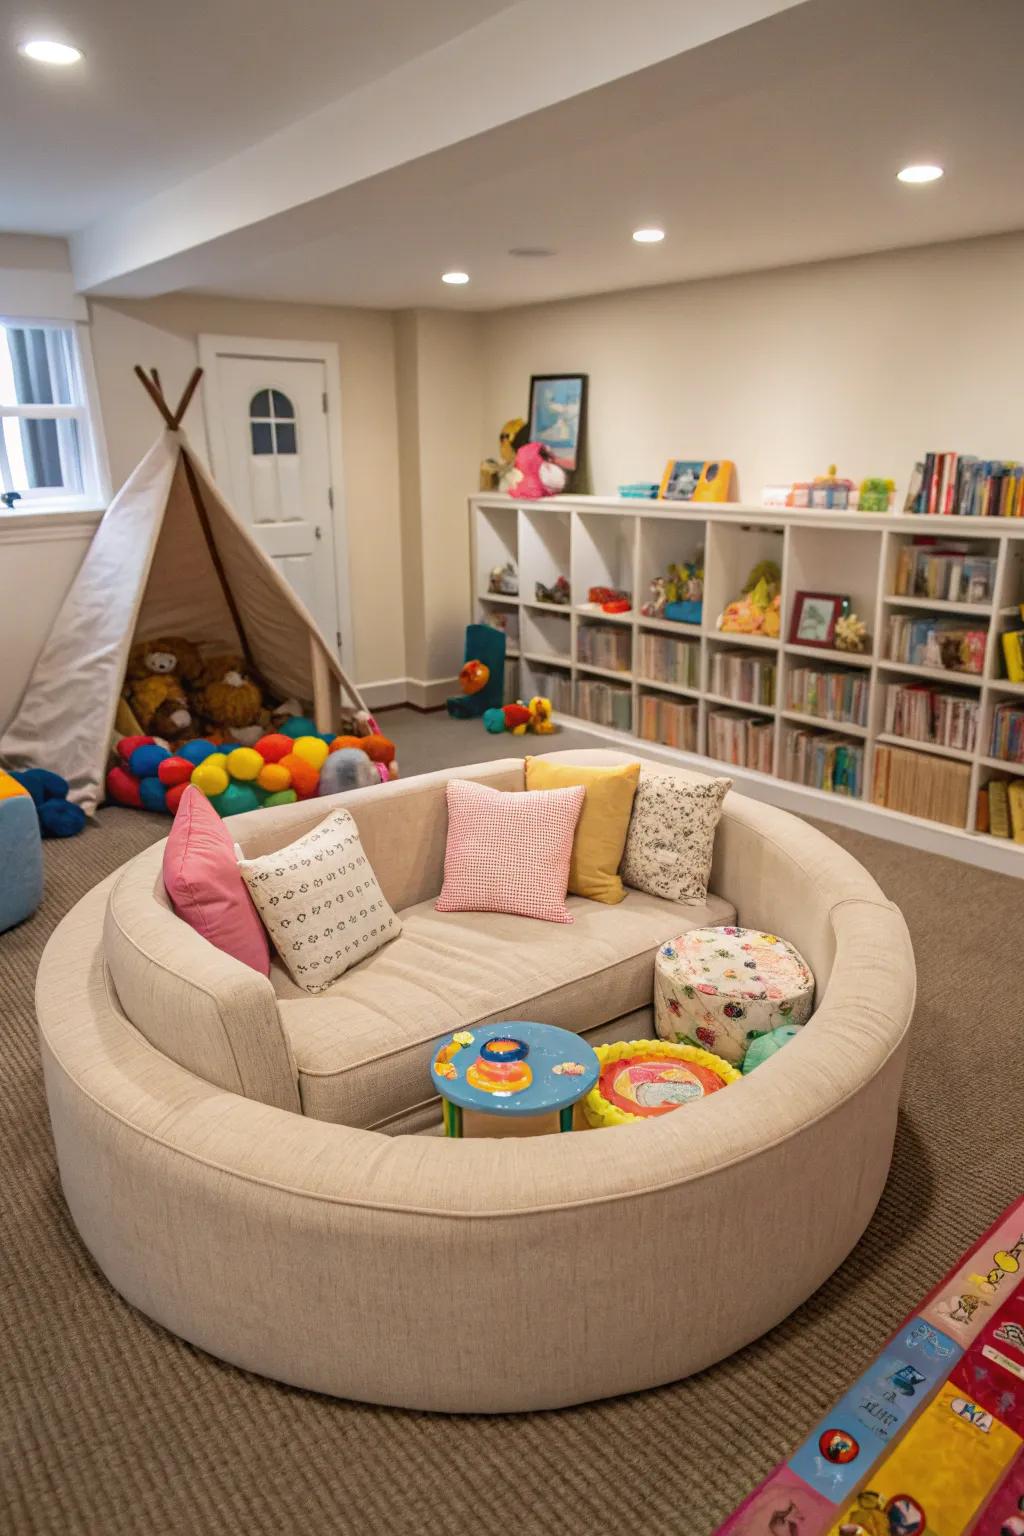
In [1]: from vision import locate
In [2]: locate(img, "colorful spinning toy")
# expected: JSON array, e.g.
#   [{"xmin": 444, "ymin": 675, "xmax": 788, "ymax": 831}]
[{"xmin": 583, "ymin": 1039, "xmax": 740, "ymax": 1128}]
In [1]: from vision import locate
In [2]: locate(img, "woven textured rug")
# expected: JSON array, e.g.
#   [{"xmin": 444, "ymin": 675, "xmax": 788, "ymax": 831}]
[{"xmin": 2, "ymin": 710, "xmax": 1023, "ymax": 1536}]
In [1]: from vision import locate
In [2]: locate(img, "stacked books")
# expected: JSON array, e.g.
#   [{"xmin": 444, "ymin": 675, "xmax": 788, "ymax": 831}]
[
  {"xmin": 977, "ymin": 777, "xmax": 1024, "ymax": 840},
  {"xmin": 872, "ymin": 744, "xmax": 970, "ymax": 827},
  {"xmin": 527, "ymin": 667, "xmax": 573, "ymax": 714},
  {"xmin": 893, "ymin": 542, "xmax": 996, "ymax": 604},
  {"xmin": 906, "ymin": 454, "xmax": 1024, "ymax": 517},
  {"xmin": 577, "ymin": 623, "xmax": 630, "ymax": 672},
  {"xmin": 575, "ymin": 678, "xmax": 631, "ymax": 732},
  {"xmin": 886, "ymin": 614, "xmax": 986, "ymax": 674},
  {"xmin": 786, "ymin": 666, "xmax": 869, "ymax": 727},
  {"xmin": 636, "ymin": 633, "xmax": 700, "ymax": 689},
  {"xmin": 707, "ymin": 711, "xmax": 774, "ymax": 772},
  {"xmin": 709, "ymin": 650, "xmax": 776, "ymax": 706},
  {"xmin": 989, "ymin": 700, "xmax": 1024, "ymax": 763},
  {"xmin": 882, "ymin": 683, "xmax": 979, "ymax": 752},
  {"xmin": 781, "ymin": 728, "xmax": 864, "ymax": 796},
  {"xmin": 638, "ymin": 693, "xmax": 698, "ymax": 752}
]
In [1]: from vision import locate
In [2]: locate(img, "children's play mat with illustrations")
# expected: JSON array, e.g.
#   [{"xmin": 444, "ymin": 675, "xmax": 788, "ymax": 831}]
[{"xmin": 717, "ymin": 1194, "xmax": 1024, "ymax": 1535}]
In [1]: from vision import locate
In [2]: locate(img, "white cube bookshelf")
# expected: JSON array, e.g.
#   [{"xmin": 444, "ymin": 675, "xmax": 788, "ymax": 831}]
[{"xmin": 469, "ymin": 493, "xmax": 1024, "ymax": 875}]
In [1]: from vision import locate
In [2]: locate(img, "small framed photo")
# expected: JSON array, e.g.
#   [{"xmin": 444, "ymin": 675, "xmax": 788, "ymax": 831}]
[
  {"xmin": 660, "ymin": 459, "xmax": 705, "ymax": 501},
  {"xmin": 789, "ymin": 591, "xmax": 847, "ymax": 647},
  {"xmin": 528, "ymin": 374, "xmax": 587, "ymax": 472}
]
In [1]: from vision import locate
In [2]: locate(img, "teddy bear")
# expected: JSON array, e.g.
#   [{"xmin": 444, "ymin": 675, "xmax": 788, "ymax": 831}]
[
  {"xmin": 195, "ymin": 654, "xmax": 264, "ymax": 734},
  {"xmin": 124, "ymin": 636, "xmax": 204, "ymax": 742}
]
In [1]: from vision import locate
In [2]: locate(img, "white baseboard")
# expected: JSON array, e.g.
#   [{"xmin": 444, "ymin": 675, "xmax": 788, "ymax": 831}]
[
  {"xmin": 357, "ymin": 677, "xmax": 409, "ymax": 709},
  {"xmin": 356, "ymin": 676, "xmax": 458, "ymax": 710}
]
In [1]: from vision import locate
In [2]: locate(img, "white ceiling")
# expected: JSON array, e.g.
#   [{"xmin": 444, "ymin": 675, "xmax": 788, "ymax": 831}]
[{"xmin": 4, "ymin": 0, "xmax": 1024, "ymax": 310}]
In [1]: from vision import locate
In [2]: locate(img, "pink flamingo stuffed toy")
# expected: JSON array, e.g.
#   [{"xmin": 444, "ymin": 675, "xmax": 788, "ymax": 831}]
[{"xmin": 510, "ymin": 441, "xmax": 570, "ymax": 499}]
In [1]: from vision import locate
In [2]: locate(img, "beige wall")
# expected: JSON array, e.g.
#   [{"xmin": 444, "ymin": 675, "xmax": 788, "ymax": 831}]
[
  {"xmin": 479, "ymin": 231, "xmax": 1024, "ymax": 501},
  {"xmin": 87, "ymin": 295, "xmax": 406, "ymax": 689}
]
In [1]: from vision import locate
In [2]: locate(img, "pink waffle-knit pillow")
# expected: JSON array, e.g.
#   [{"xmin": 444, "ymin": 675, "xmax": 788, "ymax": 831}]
[
  {"xmin": 435, "ymin": 778, "xmax": 585, "ymax": 923},
  {"xmin": 162, "ymin": 786, "xmax": 270, "ymax": 975}
]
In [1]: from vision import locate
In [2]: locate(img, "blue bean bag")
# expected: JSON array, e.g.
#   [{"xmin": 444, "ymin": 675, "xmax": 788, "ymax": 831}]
[{"xmin": 0, "ymin": 788, "xmax": 44, "ymax": 932}]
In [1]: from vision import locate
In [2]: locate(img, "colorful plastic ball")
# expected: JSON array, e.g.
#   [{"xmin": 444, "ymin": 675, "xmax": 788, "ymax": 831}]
[
  {"xmin": 106, "ymin": 764, "xmax": 142, "ymax": 807},
  {"xmin": 157, "ymin": 755, "xmax": 194, "ymax": 787},
  {"xmin": 179, "ymin": 738, "xmax": 220, "ymax": 766},
  {"xmin": 211, "ymin": 781, "xmax": 262, "ymax": 817},
  {"xmin": 319, "ymin": 733, "xmax": 336, "ymax": 747},
  {"xmin": 360, "ymin": 733, "xmax": 395, "ymax": 764},
  {"xmin": 279, "ymin": 752, "xmax": 320, "ymax": 799},
  {"xmin": 482, "ymin": 707, "xmax": 506, "ymax": 734},
  {"xmin": 329, "ymin": 734, "xmax": 364, "ymax": 753},
  {"xmin": 129, "ymin": 743, "xmax": 170, "ymax": 780},
  {"xmin": 226, "ymin": 746, "xmax": 264, "ymax": 782},
  {"xmin": 190, "ymin": 760, "xmax": 229, "ymax": 798},
  {"xmin": 165, "ymin": 782, "xmax": 189, "ymax": 815},
  {"xmin": 139, "ymin": 776, "xmax": 168, "ymax": 812},
  {"xmin": 292, "ymin": 735, "xmax": 329, "ymax": 771},
  {"xmin": 460, "ymin": 659, "xmax": 490, "ymax": 695},
  {"xmin": 205, "ymin": 752, "xmax": 227, "ymax": 768},
  {"xmin": 257, "ymin": 762, "xmax": 292, "ymax": 793},
  {"xmin": 279, "ymin": 715, "xmax": 317, "ymax": 739},
  {"xmin": 116, "ymin": 734, "xmax": 156, "ymax": 761},
  {"xmin": 254, "ymin": 733, "xmax": 293, "ymax": 764},
  {"xmin": 263, "ymin": 789, "xmax": 298, "ymax": 807}
]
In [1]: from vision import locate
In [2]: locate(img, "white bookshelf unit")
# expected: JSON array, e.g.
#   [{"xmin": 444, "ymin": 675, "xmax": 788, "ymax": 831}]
[{"xmin": 469, "ymin": 493, "xmax": 1024, "ymax": 876}]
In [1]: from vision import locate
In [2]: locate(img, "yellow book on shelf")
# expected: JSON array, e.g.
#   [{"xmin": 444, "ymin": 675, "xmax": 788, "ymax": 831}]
[
  {"xmin": 1002, "ymin": 629, "xmax": 1024, "ymax": 683},
  {"xmin": 989, "ymin": 779, "xmax": 1011, "ymax": 838},
  {"xmin": 1008, "ymin": 779, "xmax": 1024, "ymax": 843}
]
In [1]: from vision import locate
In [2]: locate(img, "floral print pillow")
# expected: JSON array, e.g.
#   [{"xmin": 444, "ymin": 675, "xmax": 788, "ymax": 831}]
[{"xmin": 620, "ymin": 772, "xmax": 731, "ymax": 903}]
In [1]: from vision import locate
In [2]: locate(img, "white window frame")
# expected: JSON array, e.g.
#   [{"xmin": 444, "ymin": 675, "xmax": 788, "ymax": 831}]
[{"xmin": 0, "ymin": 316, "xmax": 110, "ymax": 516}]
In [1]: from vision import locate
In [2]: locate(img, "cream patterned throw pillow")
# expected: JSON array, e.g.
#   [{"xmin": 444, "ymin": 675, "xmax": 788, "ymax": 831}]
[
  {"xmin": 620, "ymin": 773, "xmax": 732, "ymax": 904},
  {"xmin": 238, "ymin": 809, "xmax": 400, "ymax": 993}
]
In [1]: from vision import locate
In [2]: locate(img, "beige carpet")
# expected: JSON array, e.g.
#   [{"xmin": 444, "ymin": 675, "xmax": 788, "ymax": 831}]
[{"xmin": 3, "ymin": 709, "xmax": 1022, "ymax": 1536}]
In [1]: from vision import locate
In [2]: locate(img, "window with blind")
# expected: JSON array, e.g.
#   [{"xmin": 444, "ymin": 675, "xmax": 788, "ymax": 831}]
[{"xmin": 0, "ymin": 321, "xmax": 106, "ymax": 512}]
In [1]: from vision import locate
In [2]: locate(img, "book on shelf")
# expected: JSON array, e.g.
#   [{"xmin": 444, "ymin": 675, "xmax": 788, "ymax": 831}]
[
  {"xmin": 1001, "ymin": 630, "xmax": 1024, "ymax": 683},
  {"xmin": 577, "ymin": 623, "xmax": 631, "ymax": 672},
  {"xmin": 639, "ymin": 693, "xmax": 698, "ymax": 753},
  {"xmin": 709, "ymin": 650, "xmax": 776, "ymax": 706},
  {"xmin": 781, "ymin": 728, "xmax": 864, "ymax": 797},
  {"xmin": 871, "ymin": 744, "xmax": 970, "ymax": 828},
  {"xmin": 987, "ymin": 778, "xmax": 1011, "ymax": 838},
  {"xmin": 526, "ymin": 667, "xmax": 573, "ymax": 714},
  {"xmin": 575, "ymin": 677, "xmax": 631, "ymax": 732},
  {"xmin": 885, "ymin": 614, "xmax": 986, "ymax": 674},
  {"xmin": 636, "ymin": 632, "xmax": 700, "ymax": 689},
  {"xmin": 786, "ymin": 665, "xmax": 869, "ymax": 727},
  {"xmin": 893, "ymin": 541, "xmax": 995, "ymax": 604},
  {"xmin": 707, "ymin": 711, "xmax": 774, "ymax": 773},
  {"xmin": 989, "ymin": 699, "xmax": 1024, "ymax": 762},
  {"xmin": 909, "ymin": 452, "xmax": 1024, "ymax": 517},
  {"xmin": 882, "ymin": 682, "xmax": 979, "ymax": 752}
]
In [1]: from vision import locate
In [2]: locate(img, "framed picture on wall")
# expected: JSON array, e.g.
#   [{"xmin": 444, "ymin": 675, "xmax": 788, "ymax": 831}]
[
  {"xmin": 789, "ymin": 591, "xmax": 847, "ymax": 648},
  {"xmin": 528, "ymin": 374, "xmax": 587, "ymax": 472}
]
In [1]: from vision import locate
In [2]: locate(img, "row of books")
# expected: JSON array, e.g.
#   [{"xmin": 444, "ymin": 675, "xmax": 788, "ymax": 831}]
[
  {"xmin": 907, "ymin": 454, "xmax": 1024, "ymax": 517},
  {"xmin": 528, "ymin": 667, "xmax": 573, "ymax": 715},
  {"xmin": 786, "ymin": 665, "xmax": 869, "ymax": 727},
  {"xmin": 881, "ymin": 683, "xmax": 979, "ymax": 753},
  {"xmin": 707, "ymin": 711, "xmax": 774, "ymax": 773},
  {"xmin": 709, "ymin": 650, "xmax": 776, "ymax": 707},
  {"xmin": 989, "ymin": 701, "xmax": 1024, "ymax": 763},
  {"xmin": 885, "ymin": 614, "xmax": 986, "ymax": 675},
  {"xmin": 893, "ymin": 542, "xmax": 996, "ymax": 605},
  {"xmin": 577, "ymin": 623, "xmax": 630, "ymax": 673},
  {"xmin": 871, "ymin": 744, "xmax": 970, "ymax": 828},
  {"xmin": 977, "ymin": 778, "xmax": 1024, "ymax": 841},
  {"xmin": 635, "ymin": 633, "xmax": 700, "ymax": 689},
  {"xmin": 575, "ymin": 678, "xmax": 631, "ymax": 732},
  {"xmin": 781, "ymin": 729, "xmax": 864, "ymax": 797},
  {"xmin": 637, "ymin": 694, "xmax": 698, "ymax": 753}
]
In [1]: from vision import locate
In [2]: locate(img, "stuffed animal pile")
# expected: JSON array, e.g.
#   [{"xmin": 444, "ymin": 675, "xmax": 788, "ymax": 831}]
[
  {"xmin": 123, "ymin": 637, "xmax": 266, "ymax": 745},
  {"xmin": 482, "ymin": 696, "xmax": 555, "ymax": 735},
  {"xmin": 107, "ymin": 715, "xmax": 397, "ymax": 817}
]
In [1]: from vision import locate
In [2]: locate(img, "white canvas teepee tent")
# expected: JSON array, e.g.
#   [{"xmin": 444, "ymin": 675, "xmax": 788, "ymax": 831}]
[{"xmin": 0, "ymin": 367, "xmax": 366, "ymax": 815}]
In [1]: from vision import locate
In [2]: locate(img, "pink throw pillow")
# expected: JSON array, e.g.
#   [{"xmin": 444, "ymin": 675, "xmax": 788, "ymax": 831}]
[
  {"xmin": 435, "ymin": 778, "xmax": 585, "ymax": 923},
  {"xmin": 162, "ymin": 786, "xmax": 270, "ymax": 975}
]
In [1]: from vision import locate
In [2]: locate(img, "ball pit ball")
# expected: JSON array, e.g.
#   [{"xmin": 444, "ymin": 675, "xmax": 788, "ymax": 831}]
[
  {"xmin": 191, "ymin": 760, "xmax": 229, "ymax": 798},
  {"xmin": 280, "ymin": 716, "xmax": 317, "ymax": 740},
  {"xmin": 257, "ymin": 762, "xmax": 292, "ymax": 794},
  {"xmin": 292, "ymin": 735, "xmax": 329, "ymax": 771},
  {"xmin": 106, "ymin": 764, "xmax": 142, "ymax": 807},
  {"xmin": 361, "ymin": 734, "xmax": 395, "ymax": 765},
  {"xmin": 254, "ymin": 733, "xmax": 293, "ymax": 765},
  {"xmin": 117, "ymin": 734, "xmax": 156, "ymax": 761},
  {"xmin": 178, "ymin": 738, "xmax": 220, "ymax": 767},
  {"xmin": 129, "ymin": 743, "xmax": 170, "ymax": 780},
  {"xmin": 212, "ymin": 781, "xmax": 262, "ymax": 817},
  {"xmin": 226, "ymin": 746, "xmax": 264, "ymax": 782},
  {"xmin": 139, "ymin": 776, "xmax": 168, "ymax": 812},
  {"xmin": 165, "ymin": 782, "xmax": 189, "ymax": 815},
  {"xmin": 279, "ymin": 752, "xmax": 320, "ymax": 799},
  {"xmin": 157, "ymin": 755, "xmax": 194, "ymax": 788},
  {"xmin": 330, "ymin": 734, "xmax": 364, "ymax": 753},
  {"xmin": 263, "ymin": 788, "xmax": 298, "ymax": 807}
]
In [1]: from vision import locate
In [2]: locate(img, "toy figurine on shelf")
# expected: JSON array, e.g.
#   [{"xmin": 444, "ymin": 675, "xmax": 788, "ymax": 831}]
[
  {"xmin": 588, "ymin": 585, "xmax": 631, "ymax": 614},
  {"xmin": 718, "ymin": 560, "xmax": 781, "ymax": 637},
  {"xmin": 857, "ymin": 477, "xmax": 895, "ymax": 513},
  {"xmin": 509, "ymin": 441, "xmax": 570, "ymax": 499},
  {"xmin": 787, "ymin": 466, "xmax": 855, "ymax": 510},
  {"xmin": 834, "ymin": 611, "xmax": 868, "ymax": 653},
  {"xmin": 640, "ymin": 555, "xmax": 704, "ymax": 625},
  {"xmin": 488, "ymin": 561, "xmax": 519, "ymax": 596},
  {"xmin": 480, "ymin": 418, "xmax": 527, "ymax": 492},
  {"xmin": 535, "ymin": 576, "xmax": 571, "ymax": 606}
]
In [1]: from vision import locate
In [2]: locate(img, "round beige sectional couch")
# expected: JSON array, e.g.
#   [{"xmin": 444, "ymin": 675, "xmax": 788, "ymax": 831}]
[{"xmin": 36, "ymin": 749, "xmax": 915, "ymax": 1413}]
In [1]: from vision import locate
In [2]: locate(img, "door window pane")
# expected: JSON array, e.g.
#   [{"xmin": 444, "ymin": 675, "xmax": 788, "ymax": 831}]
[
  {"xmin": 250, "ymin": 421, "xmax": 274, "ymax": 455},
  {"xmin": 271, "ymin": 390, "xmax": 294, "ymax": 419},
  {"xmin": 249, "ymin": 389, "xmax": 270, "ymax": 417},
  {"xmin": 274, "ymin": 422, "xmax": 297, "ymax": 455}
]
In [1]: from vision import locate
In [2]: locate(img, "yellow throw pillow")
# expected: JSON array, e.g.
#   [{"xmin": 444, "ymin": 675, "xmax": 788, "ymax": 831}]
[{"xmin": 525, "ymin": 758, "xmax": 640, "ymax": 904}]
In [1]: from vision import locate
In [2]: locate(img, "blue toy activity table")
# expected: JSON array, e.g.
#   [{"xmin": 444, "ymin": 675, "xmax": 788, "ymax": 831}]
[{"xmin": 430, "ymin": 1021, "xmax": 600, "ymax": 1137}]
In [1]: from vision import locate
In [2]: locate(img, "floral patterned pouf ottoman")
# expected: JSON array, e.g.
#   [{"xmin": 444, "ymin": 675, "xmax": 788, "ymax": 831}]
[{"xmin": 654, "ymin": 926, "xmax": 814, "ymax": 1067}]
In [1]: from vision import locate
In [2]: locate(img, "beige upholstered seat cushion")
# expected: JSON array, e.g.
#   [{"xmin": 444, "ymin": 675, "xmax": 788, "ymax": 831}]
[{"xmin": 272, "ymin": 887, "xmax": 735, "ymax": 1127}]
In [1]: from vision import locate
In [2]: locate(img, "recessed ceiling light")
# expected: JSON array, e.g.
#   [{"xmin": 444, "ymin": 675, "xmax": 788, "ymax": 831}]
[
  {"xmin": 632, "ymin": 227, "xmax": 665, "ymax": 244},
  {"xmin": 18, "ymin": 39, "xmax": 83, "ymax": 65},
  {"xmin": 441, "ymin": 271, "xmax": 470, "ymax": 285},
  {"xmin": 897, "ymin": 164, "xmax": 943, "ymax": 184}
]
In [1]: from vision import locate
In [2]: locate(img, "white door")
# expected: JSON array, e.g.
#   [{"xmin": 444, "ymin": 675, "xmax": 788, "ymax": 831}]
[{"xmin": 200, "ymin": 344, "xmax": 346, "ymax": 658}]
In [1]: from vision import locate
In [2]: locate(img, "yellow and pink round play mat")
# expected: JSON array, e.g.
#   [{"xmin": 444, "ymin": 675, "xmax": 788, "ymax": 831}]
[{"xmin": 582, "ymin": 1038, "xmax": 740, "ymax": 1128}]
